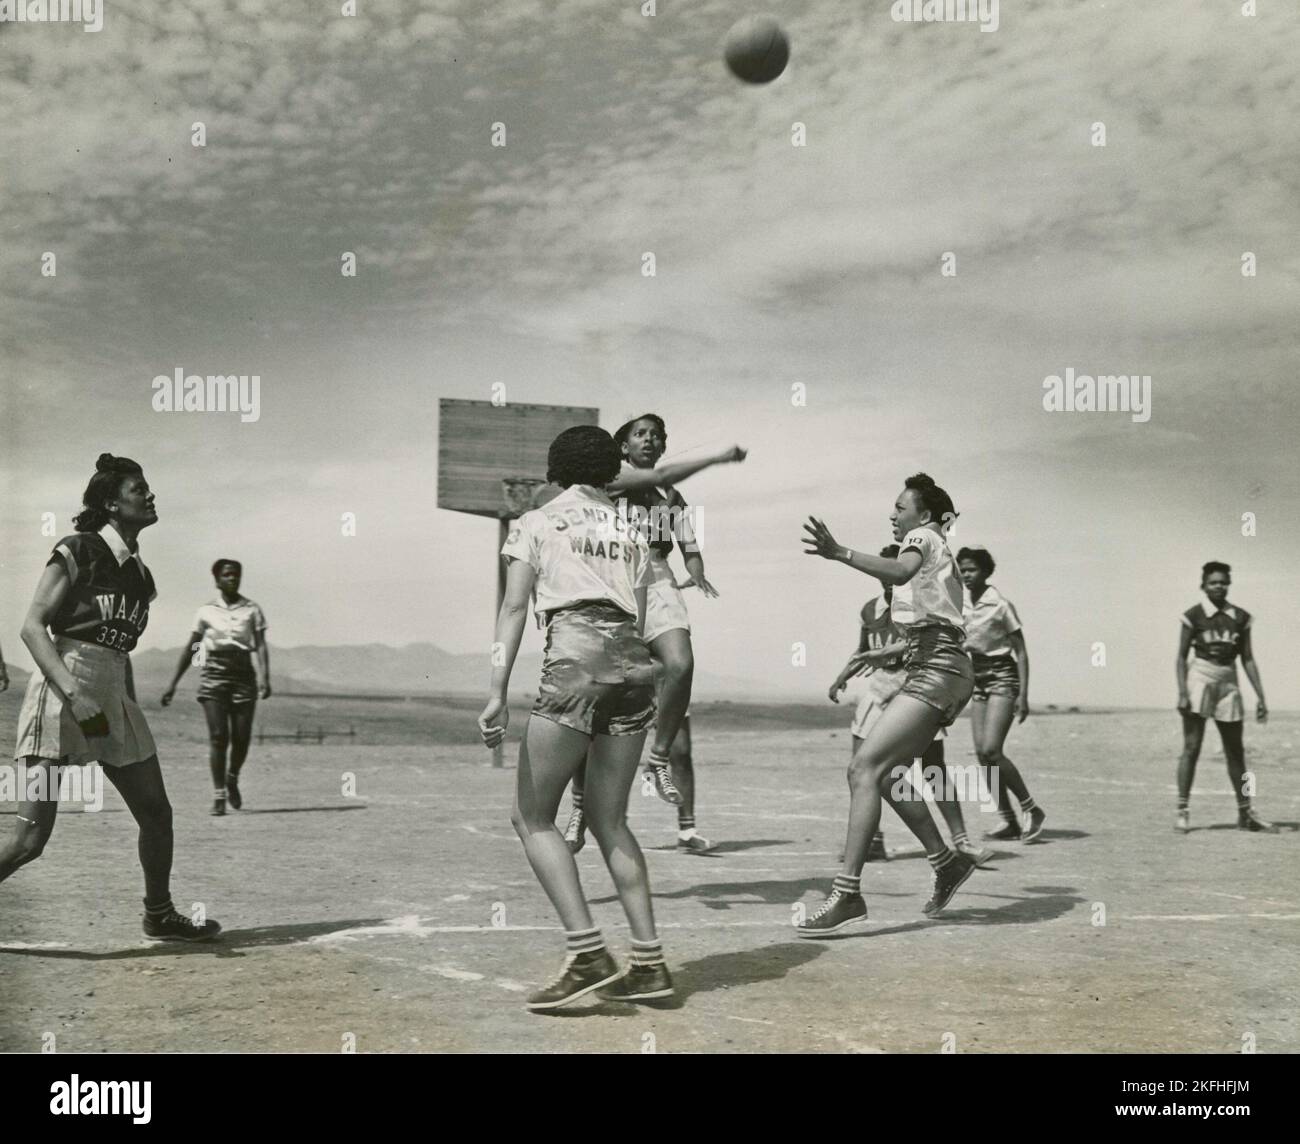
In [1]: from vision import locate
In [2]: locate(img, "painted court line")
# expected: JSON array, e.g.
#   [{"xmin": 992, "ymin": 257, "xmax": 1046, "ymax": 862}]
[{"xmin": 1121, "ymin": 912, "xmax": 1300, "ymax": 922}]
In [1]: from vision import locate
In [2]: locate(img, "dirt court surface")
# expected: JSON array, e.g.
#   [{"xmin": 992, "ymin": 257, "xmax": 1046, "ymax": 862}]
[{"xmin": 1, "ymin": 692, "xmax": 1297, "ymax": 1054}]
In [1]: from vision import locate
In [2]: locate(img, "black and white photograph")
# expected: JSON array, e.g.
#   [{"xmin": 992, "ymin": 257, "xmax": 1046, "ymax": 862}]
[{"xmin": 0, "ymin": 0, "xmax": 1296, "ymax": 1094}]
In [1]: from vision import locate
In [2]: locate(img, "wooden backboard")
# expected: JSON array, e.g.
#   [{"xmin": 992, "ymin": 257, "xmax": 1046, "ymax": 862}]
[{"xmin": 437, "ymin": 399, "xmax": 600, "ymax": 519}]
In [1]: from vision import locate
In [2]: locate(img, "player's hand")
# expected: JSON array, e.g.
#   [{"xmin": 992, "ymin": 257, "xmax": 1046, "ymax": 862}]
[
  {"xmin": 69, "ymin": 691, "xmax": 108, "ymax": 737},
  {"xmin": 718, "ymin": 444, "xmax": 747, "ymax": 464},
  {"xmin": 802, "ymin": 517, "xmax": 842, "ymax": 561},
  {"xmin": 260, "ymin": 682, "xmax": 272, "ymax": 700},
  {"xmin": 676, "ymin": 574, "xmax": 719, "ymax": 598},
  {"xmin": 1015, "ymin": 696, "xmax": 1030, "ymax": 723},
  {"xmin": 828, "ymin": 678, "xmax": 847, "ymax": 704},
  {"xmin": 1256, "ymin": 701, "xmax": 1268, "ymax": 724},
  {"xmin": 1176, "ymin": 692, "xmax": 1190, "ymax": 713},
  {"xmin": 478, "ymin": 696, "xmax": 509, "ymax": 749},
  {"xmin": 160, "ymin": 688, "xmax": 175, "ymax": 707}
]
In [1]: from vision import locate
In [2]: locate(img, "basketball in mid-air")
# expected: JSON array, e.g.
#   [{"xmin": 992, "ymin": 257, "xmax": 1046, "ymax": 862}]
[{"xmin": 723, "ymin": 16, "xmax": 789, "ymax": 85}]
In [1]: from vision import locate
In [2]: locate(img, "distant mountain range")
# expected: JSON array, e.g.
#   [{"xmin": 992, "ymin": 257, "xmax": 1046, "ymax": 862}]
[{"xmin": 3, "ymin": 643, "xmax": 784, "ymax": 701}]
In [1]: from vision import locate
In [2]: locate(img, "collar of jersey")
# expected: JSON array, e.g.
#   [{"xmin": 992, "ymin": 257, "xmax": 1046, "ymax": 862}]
[
  {"xmin": 1201, "ymin": 600, "xmax": 1233, "ymax": 619},
  {"xmin": 967, "ymin": 584, "xmax": 1003, "ymax": 608},
  {"xmin": 210, "ymin": 595, "xmax": 250, "ymax": 610},
  {"xmin": 556, "ymin": 484, "xmax": 616, "ymax": 509},
  {"xmin": 99, "ymin": 523, "xmax": 145, "ymax": 569}
]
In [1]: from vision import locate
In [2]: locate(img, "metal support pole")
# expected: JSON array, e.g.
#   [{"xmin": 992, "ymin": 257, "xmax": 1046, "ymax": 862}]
[{"xmin": 492, "ymin": 517, "xmax": 508, "ymax": 769}]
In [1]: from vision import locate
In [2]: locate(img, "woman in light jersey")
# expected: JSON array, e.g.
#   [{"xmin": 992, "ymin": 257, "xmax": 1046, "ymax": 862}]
[
  {"xmin": 1175, "ymin": 561, "xmax": 1275, "ymax": 834},
  {"xmin": 1, "ymin": 454, "xmax": 220, "ymax": 942},
  {"xmin": 478, "ymin": 426, "xmax": 672, "ymax": 1010},
  {"xmin": 799, "ymin": 474, "xmax": 977, "ymax": 937},
  {"xmin": 829, "ymin": 545, "xmax": 990, "ymax": 867},
  {"xmin": 563, "ymin": 414, "xmax": 746, "ymax": 857},
  {"xmin": 957, "ymin": 546, "xmax": 1045, "ymax": 843},
  {"xmin": 162, "ymin": 559, "xmax": 271, "ymax": 815}
]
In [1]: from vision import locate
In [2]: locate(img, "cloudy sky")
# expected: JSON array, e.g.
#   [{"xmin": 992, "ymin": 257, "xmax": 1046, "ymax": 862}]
[{"xmin": 1, "ymin": 0, "xmax": 1297, "ymax": 707}]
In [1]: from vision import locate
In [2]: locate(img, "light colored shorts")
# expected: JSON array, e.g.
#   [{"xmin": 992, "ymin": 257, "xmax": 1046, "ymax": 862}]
[
  {"xmin": 533, "ymin": 602, "xmax": 657, "ymax": 737},
  {"xmin": 850, "ymin": 668, "xmax": 907, "ymax": 738},
  {"xmin": 899, "ymin": 625, "xmax": 975, "ymax": 728},
  {"xmin": 14, "ymin": 637, "xmax": 157, "ymax": 767},
  {"xmin": 1186, "ymin": 658, "xmax": 1243, "ymax": 723},
  {"xmin": 971, "ymin": 652, "xmax": 1020, "ymax": 701},
  {"xmin": 643, "ymin": 553, "xmax": 690, "ymax": 644}
]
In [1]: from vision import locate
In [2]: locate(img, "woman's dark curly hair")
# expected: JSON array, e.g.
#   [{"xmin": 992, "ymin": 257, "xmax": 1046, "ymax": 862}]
[
  {"xmin": 903, "ymin": 472, "xmax": 957, "ymax": 529},
  {"xmin": 1201, "ymin": 561, "xmax": 1231, "ymax": 584},
  {"xmin": 613, "ymin": 413, "xmax": 667, "ymax": 451},
  {"xmin": 73, "ymin": 454, "xmax": 143, "ymax": 532},
  {"xmin": 546, "ymin": 425, "xmax": 622, "ymax": 489},
  {"xmin": 956, "ymin": 546, "xmax": 995, "ymax": 577},
  {"xmin": 212, "ymin": 559, "xmax": 243, "ymax": 579}
]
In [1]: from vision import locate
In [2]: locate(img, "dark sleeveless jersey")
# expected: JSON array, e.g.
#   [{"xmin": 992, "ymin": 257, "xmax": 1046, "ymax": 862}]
[
  {"xmin": 47, "ymin": 529, "xmax": 156, "ymax": 653},
  {"xmin": 860, "ymin": 596, "xmax": 904, "ymax": 671},
  {"xmin": 614, "ymin": 465, "xmax": 698, "ymax": 560},
  {"xmin": 1181, "ymin": 601, "xmax": 1251, "ymax": 667}
]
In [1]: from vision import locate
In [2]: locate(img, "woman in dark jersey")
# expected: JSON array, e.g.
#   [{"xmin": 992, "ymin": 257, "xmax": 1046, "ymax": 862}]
[
  {"xmin": 0, "ymin": 455, "xmax": 221, "ymax": 941},
  {"xmin": 163, "ymin": 559, "xmax": 270, "ymax": 815},
  {"xmin": 1175, "ymin": 561, "xmax": 1275, "ymax": 834}
]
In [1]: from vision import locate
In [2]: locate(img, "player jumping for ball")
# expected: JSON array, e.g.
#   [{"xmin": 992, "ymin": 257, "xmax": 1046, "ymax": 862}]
[
  {"xmin": 0, "ymin": 455, "xmax": 221, "ymax": 942},
  {"xmin": 829, "ymin": 545, "xmax": 991, "ymax": 867},
  {"xmin": 479, "ymin": 426, "xmax": 674, "ymax": 1009},
  {"xmin": 956, "ymin": 546, "xmax": 1046, "ymax": 843},
  {"xmin": 563, "ymin": 415, "xmax": 746, "ymax": 856},
  {"xmin": 1175, "ymin": 561, "xmax": 1276, "ymax": 834},
  {"xmin": 162, "ymin": 559, "xmax": 271, "ymax": 815},
  {"xmin": 798, "ymin": 474, "xmax": 978, "ymax": 936}
]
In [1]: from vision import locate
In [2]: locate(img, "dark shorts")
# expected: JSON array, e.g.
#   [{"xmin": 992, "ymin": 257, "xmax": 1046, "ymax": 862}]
[
  {"xmin": 533, "ymin": 602, "xmax": 656, "ymax": 737},
  {"xmin": 899, "ymin": 625, "xmax": 975, "ymax": 727},
  {"xmin": 196, "ymin": 651, "xmax": 258, "ymax": 706},
  {"xmin": 971, "ymin": 653, "xmax": 1020, "ymax": 701}
]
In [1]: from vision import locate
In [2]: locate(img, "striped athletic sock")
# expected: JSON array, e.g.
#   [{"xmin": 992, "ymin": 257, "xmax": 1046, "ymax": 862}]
[
  {"xmin": 571, "ymin": 790, "xmax": 584, "ymax": 810},
  {"xmin": 564, "ymin": 927, "xmax": 605, "ymax": 957},
  {"xmin": 143, "ymin": 897, "xmax": 175, "ymax": 919},
  {"xmin": 1236, "ymin": 796, "xmax": 1251, "ymax": 813},
  {"xmin": 630, "ymin": 938, "xmax": 665, "ymax": 968},
  {"xmin": 677, "ymin": 812, "xmax": 695, "ymax": 833},
  {"xmin": 647, "ymin": 748, "xmax": 671, "ymax": 768},
  {"xmin": 951, "ymin": 830, "xmax": 969, "ymax": 848},
  {"xmin": 1177, "ymin": 796, "xmax": 1189, "ymax": 811},
  {"xmin": 832, "ymin": 873, "xmax": 860, "ymax": 897},
  {"xmin": 1000, "ymin": 807, "xmax": 1017, "ymax": 825},
  {"xmin": 1019, "ymin": 796, "xmax": 1037, "ymax": 813},
  {"xmin": 927, "ymin": 848, "xmax": 957, "ymax": 871},
  {"xmin": 213, "ymin": 788, "xmax": 226, "ymax": 799}
]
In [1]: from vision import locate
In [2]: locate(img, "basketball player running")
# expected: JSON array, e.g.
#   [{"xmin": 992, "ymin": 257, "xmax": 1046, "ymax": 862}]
[
  {"xmin": 829, "ymin": 546, "xmax": 990, "ymax": 866},
  {"xmin": 1175, "ymin": 562, "xmax": 1276, "ymax": 834},
  {"xmin": 162, "ymin": 560, "xmax": 271, "ymax": 815},
  {"xmin": 0, "ymin": 454, "xmax": 221, "ymax": 941},
  {"xmin": 479, "ymin": 425, "xmax": 671, "ymax": 1009},
  {"xmin": 956, "ymin": 547, "xmax": 1046, "ymax": 843},
  {"xmin": 798, "ymin": 474, "xmax": 978, "ymax": 936},
  {"xmin": 563, "ymin": 416, "xmax": 746, "ymax": 857}
]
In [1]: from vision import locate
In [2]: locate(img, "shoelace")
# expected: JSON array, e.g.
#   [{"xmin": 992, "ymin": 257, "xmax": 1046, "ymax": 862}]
[
  {"xmin": 545, "ymin": 954, "xmax": 582, "ymax": 988},
  {"xmin": 807, "ymin": 890, "xmax": 844, "ymax": 922},
  {"xmin": 155, "ymin": 910, "xmax": 200, "ymax": 931},
  {"xmin": 650, "ymin": 763, "xmax": 680, "ymax": 797},
  {"xmin": 564, "ymin": 808, "xmax": 584, "ymax": 836}
]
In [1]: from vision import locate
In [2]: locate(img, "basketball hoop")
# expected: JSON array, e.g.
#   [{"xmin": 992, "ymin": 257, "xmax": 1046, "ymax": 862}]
[{"xmin": 501, "ymin": 477, "xmax": 548, "ymax": 519}]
